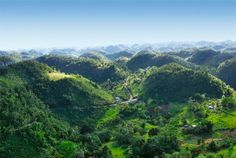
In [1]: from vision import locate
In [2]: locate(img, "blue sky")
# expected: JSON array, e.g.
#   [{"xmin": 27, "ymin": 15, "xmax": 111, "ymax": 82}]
[{"xmin": 0, "ymin": 0, "xmax": 236, "ymax": 50}]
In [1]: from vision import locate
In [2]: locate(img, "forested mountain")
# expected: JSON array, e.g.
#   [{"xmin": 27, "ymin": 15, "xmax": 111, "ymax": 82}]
[
  {"xmin": 127, "ymin": 52, "xmax": 195, "ymax": 71},
  {"xmin": 0, "ymin": 83, "xmax": 76, "ymax": 157},
  {"xmin": 0, "ymin": 60, "xmax": 115, "ymax": 157},
  {"xmin": 1, "ymin": 45, "xmax": 236, "ymax": 158},
  {"xmin": 217, "ymin": 58, "xmax": 236, "ymax": 89},
  {"xmin": 0, "ymin": 56, "xmax": 18, "ymax": 67},
  {"xmin": 49, "ymin": 48, "xmax": 80, "ymax": 57},
  {"xmin": 80, "ymin": 51, "xmax": 108, "ymax": 62},
  {"xmin": 105, "ymin": 51, "xmax": 133, "ymax": 61},
  {"xmin": 1, "ymin": 61, "xmax": 113, "ymax": 123},
  {"xmin": 36, "ymin": 55, "xmax": 126, "ymax": 83},
  {"xmin": 142, "ymin": 63, "xmax": 232, "ymax": 103},
  {"xmin": 188, "ymin": 49, "xmax": 235, "ymax": 68}
]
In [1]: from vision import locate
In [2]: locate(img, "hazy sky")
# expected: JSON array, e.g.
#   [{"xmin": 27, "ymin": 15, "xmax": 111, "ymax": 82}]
[{"xmin": 0, "ymin": 0, "xmax": 236, "ymax": 50}]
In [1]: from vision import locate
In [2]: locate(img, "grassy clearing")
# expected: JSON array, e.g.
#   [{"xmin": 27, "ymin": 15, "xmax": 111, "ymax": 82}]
[
  {"xmin": 207, "ymin": 110, "xmax": 236, "ymax": 130},
  {"xmin": 47, "ymin": 72, "xmax": 72, "ymax": 81},
  {"xmin": 106, "ymin": 141, "xmax": 126, "ymax": 158},
  {"xmin": 97, "ymin": 106, "xmax": 120, "ymax": 127}
]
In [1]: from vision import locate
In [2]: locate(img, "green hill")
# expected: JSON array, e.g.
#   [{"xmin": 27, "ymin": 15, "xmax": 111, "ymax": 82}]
[
  {"xmin": 167, "ymin": 48, "xmax": 196, "ymax": 59},
  {"xmin": 80, "ymin": 51, "xmax": 108, "ymax": 62},
  {"xmin": 127, "ymin": 53, "xmax": 195, "ymax": 71},
  {"xmin": 188, "ymin": 49, "xmax": 219, "ymax": 65},
  {"xmin": 0, "ymin": 61, "xmax": 115, "ymax": 157},
  {"xmin": 1, "ymin": 61, "xmax": 114, "ymax": 123},
  {"xmin": 0, "ymin": 56, "xmax": 18, "ymax": 67},
  {"xmin": 142, "ymin": 63, "xmax": 232, "ymax": 103},
  {"xmin": 0, "ymin": 72, "xmax": 78, "ymax": 157},
  {"xmin": 2, "ymin": 52, "xmax": 236, "ymax": 158},
  {"xmin": 36, "ymin": 55, "xmax": 126, "ymax": 83},
  {"xmin": 106, "ymin": 51, "xmax": 133, "ymax": 61},
  {"xmin": 188, "ymin": 49, "xmax": 234, "ymax": 67},
  {"xmin": 126, "ymin": 53, "xmax": 156, "ymax": 71},
  {"xmin": 217, "ymin": 58, "xmax": 236, "ymax": 89}
]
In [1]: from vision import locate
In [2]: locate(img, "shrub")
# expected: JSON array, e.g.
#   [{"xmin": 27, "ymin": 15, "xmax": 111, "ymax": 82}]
[
  {"xmin": 97, "ymin": 130, "xmax": 112, "ymax": 143},
  {"xmin": 142, "ymin": 132, "xmax": 179, "ymax": 157},
  {"xmin": 115, "ymin": 125, "xmax": 134, "ymax": 146},
  {"xmin": 222, "ymin": 96, "xmax": 236, "ymax": 109},
  {"xmin": 58, "ymin": 141, "xmax": 80, "ymax": 158},
  {"xmin": 148, "ymin": 128, "xmax": 159, "ymax": 136}
]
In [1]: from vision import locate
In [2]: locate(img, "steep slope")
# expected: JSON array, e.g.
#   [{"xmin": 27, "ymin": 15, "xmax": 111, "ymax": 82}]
[
  {"xmin": 36, "ymin": 55, "xmax": 125, "ymax": 83},
  {"xmin": 142, "ymin": 63, "xmax": 232, "ymax": 103},
  {"xmin": 217, "ymin": 58, "xmax": 236, "ymax": 89},
  {"xmin": 0, "ymin": 73, "xmax": 77, "ymax": 158}
]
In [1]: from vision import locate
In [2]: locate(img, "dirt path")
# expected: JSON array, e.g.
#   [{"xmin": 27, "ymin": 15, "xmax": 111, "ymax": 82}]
[
  {"xmin": 9, "ymin": 121, "xmax": 38, "ymax": 132},
  {"xmin": 123, "ymin": 76, "xmax": 133, "ymax": 100}
]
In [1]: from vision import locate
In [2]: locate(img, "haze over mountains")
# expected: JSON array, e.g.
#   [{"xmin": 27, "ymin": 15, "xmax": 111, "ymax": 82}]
[{"xmin": 1, "ymin": 41, "xmax": 236, "ymax": 59}]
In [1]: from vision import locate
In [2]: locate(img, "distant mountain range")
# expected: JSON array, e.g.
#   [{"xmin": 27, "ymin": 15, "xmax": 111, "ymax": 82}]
[{"xmin": 1, "ymin": 41, "xmax": 236, "ymax": 60}]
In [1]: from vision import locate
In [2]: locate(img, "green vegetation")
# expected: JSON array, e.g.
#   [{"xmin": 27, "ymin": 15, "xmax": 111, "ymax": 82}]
[
  {"xmin": 0, "ymin": 56, "xmax": 18, "ymax": 67},
  {"xmin": 106, "ymin": 142, "xmax": 126, "ymax": 158},
  {"xmin": 142, "ymin": 63, "xmax": 232, "ymax": 103},
  {"xmin": 217, "ymin": 58, "xmax": 236, "ymax": 89},
  {"xmin": 188, "ymin": 49, "xmax": 234, "ymax": 68},
  {"xmin": 106, "ymin": 51, "xmax": 133, "ymax": 61},
  {"xmin": 97, "ymin": 106, "xmax": 120, "ymax": 127},
  {"xmin": 1, "ymin": 49, "xmax": 236, "ymax": 158},
  {"xmin": 207, "ymin": 109, "xmax": 236, "ymax": 130},
  {"xmin": 80, "ymin": 51, "xmax": 108, "ymax": 62},
  {"xmin": 37, "ymin": 55, "xmax": 126, "ymax": 83},
  {"xmin": 47, "ymin": 72, "xmax": 72, "ymax": 81},
  {"xmin": 127, "ymin": 53, "xmax": 195, "ymax": 71},
  {"xmin": 0, "ymin": 76, "xmax": 77, "ymax": 157},
  {"xmin": 189, "ymin": 49, "xmax": 219, "ymax": 65},
  {"xmin": 1, "ymin": 61, "xmax": 114, "ymax": 124}
]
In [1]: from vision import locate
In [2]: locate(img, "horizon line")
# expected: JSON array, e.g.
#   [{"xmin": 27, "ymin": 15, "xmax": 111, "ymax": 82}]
[{"xmin": 1, "ymin": 40, "xmax": 236, "ymax": 51}]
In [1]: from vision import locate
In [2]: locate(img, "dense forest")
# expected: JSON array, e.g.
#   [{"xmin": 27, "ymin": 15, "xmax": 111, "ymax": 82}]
[{"xmin": 1, "ymin": 46, "xmax": 236, "ymax": 158}]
